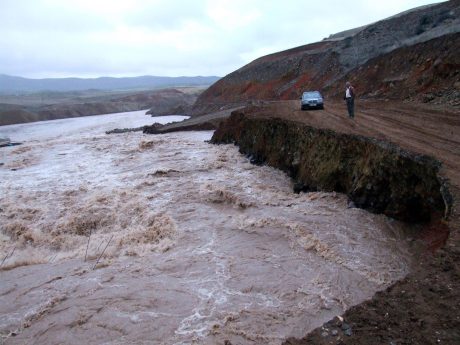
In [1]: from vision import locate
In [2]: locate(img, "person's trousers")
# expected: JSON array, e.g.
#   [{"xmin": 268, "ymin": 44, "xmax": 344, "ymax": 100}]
[{"xmin": 346, "ymin": 97, "xmax": 354, "ymax": 118}]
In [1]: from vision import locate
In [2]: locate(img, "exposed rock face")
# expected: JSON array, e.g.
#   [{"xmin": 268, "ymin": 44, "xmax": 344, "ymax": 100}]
[
  {"xmin": 194, "ymin": 1, "xmax": 460, "ymax": 112},
  {"xmin": 211, "ymin": 110, "xmax": 451, "ymax": 223}
]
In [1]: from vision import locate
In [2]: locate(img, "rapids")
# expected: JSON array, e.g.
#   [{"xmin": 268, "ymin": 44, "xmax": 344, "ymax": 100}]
[{"xmin": 0, "ymin": 110, "xmax": 414, "ymax": 344}]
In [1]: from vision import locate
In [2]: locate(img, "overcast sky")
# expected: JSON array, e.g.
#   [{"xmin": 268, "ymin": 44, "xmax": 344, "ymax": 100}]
[{"xmin": 1, "ymin": 0, "xmax": 443, "ymax": 79}]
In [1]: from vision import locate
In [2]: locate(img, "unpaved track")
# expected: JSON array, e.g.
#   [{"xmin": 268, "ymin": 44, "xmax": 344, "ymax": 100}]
[{"xmin": 254, "ymin": 100, "xmax": 460, "ymax": 179}]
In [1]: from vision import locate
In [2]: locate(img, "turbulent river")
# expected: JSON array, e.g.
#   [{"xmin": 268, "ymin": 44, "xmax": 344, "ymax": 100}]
[{"xmin": 0, "ymin": 110, "xmax": 415, "ymax": 344}]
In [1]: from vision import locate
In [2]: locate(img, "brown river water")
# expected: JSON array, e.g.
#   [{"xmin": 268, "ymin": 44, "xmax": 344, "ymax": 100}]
[{"xmin": 0, "ymin": 111, "xmax": 415, "ymax": 344}]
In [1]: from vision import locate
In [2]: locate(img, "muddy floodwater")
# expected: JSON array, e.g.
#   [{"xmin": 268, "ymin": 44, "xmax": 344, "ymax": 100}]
[{"xmin": 0, "ymin": 110, "xmax": 415, "ymax": 344}]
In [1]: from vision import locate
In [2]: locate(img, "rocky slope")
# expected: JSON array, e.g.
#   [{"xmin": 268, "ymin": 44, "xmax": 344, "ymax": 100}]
[
  {"xmin": 326, "ymin": 32, "xmax": 460, "ymax": 106},
  {"xmin": 193, "ymin": 0, "xmax": 460, "ymax": 113}
]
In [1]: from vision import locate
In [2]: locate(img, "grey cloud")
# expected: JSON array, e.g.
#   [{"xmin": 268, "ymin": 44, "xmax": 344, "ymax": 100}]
[
  {"xmin": 0, "ymin": 0, "xmax": 443, "ymax": 78},
  {"xmin": 0, "ymin": 0, "xmax": 113, "ymax": 33},
  {"xmin": 124, "ymin": 1, "xmax": 210, "ymax": 30}
]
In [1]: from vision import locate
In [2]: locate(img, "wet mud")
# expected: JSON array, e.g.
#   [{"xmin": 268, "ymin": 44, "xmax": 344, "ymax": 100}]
[{"xmin": 1, "ymin": 111, "xmax": 417, "ymax": 344}]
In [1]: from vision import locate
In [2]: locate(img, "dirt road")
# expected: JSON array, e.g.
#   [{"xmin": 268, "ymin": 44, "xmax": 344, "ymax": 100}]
[{"xmin": 249, "ymin": 100, "xmax": 459, "ymax": 180}]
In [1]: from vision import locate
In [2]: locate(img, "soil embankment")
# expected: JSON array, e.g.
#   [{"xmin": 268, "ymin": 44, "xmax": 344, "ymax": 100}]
[
  {"xmin": 208, "ymin": 100, "xmax": 460, "ymax": 344},
  {"xmin": 211, "ymin": 109, "xmax": 450, "ymax": 223},
  {"xmin": 143, "ymin": 106, "xmax": 243, "ymax": 134}
]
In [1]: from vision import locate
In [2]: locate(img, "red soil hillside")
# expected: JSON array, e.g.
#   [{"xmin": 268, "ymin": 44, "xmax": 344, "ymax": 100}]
[
  {"xmin": 327, "ymin": 33, "xmax": 460, "ymax": 107},
  {"xmin": 193, "ymin": 0, "xmax": 460, "ymax": 114}
]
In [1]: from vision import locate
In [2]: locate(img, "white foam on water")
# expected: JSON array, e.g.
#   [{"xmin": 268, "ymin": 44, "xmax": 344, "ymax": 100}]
[{"xmin": 0, "ymin": 110, "xmax": 416, "ymax": 345}]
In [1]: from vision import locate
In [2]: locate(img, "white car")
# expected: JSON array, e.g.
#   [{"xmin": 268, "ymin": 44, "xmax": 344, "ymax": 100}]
[{"xmin": 301, "ymin": 91, "xmax": 324, "ymax": 110}]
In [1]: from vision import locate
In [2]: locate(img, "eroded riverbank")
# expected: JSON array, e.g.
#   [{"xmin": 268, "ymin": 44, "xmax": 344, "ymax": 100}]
[
  {"xmin": 208, "ymin": 105, "xmax": 459, "ymax": 344},
  {"xmin": 1, "ymin": 111, "xmax": 417, "ymax": 344}
]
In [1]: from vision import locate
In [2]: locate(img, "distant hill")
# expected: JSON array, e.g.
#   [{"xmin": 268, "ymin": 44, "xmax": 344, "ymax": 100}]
[
  {"xmin": 194, "ymin": 0, "xmax": 460, "ymax": 113},
  {"xmin": 0, "ymin": 75, "xmax": 220, "ymax": 94},
  {"xmin": 0, "ymin": 87, "xmax": 205, "ymax": 126}
]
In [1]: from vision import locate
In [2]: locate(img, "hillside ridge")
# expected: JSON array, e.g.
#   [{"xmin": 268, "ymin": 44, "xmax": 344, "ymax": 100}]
[
  {"xmin": 193, "ymin": 0, "xmax": 460, "ymax": 114},
  {"xmin": 0, "ymin": 74, "xmax": 220, "ymax": 94}
]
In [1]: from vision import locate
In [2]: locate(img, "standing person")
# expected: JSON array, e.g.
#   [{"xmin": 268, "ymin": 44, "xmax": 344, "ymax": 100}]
[{"xmin": 344, "ymin": 81, "xmax": 355, "ymax": 118}]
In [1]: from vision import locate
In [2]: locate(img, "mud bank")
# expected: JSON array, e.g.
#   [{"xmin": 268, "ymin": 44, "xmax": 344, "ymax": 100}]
[
  {"xmin": 211, "ymin": 109, "xmax": 451, "ymax": 223},
  {"xmin": 142, "ymin": 106, "xmax": 243, "ymax": 134},
  {"xmin": 143, "ymin": 120, "xmax": 216, "ymax": 134},
  {"xmin": 283, "ymin": 245, "xmax": 460, "ymax": 345}
]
